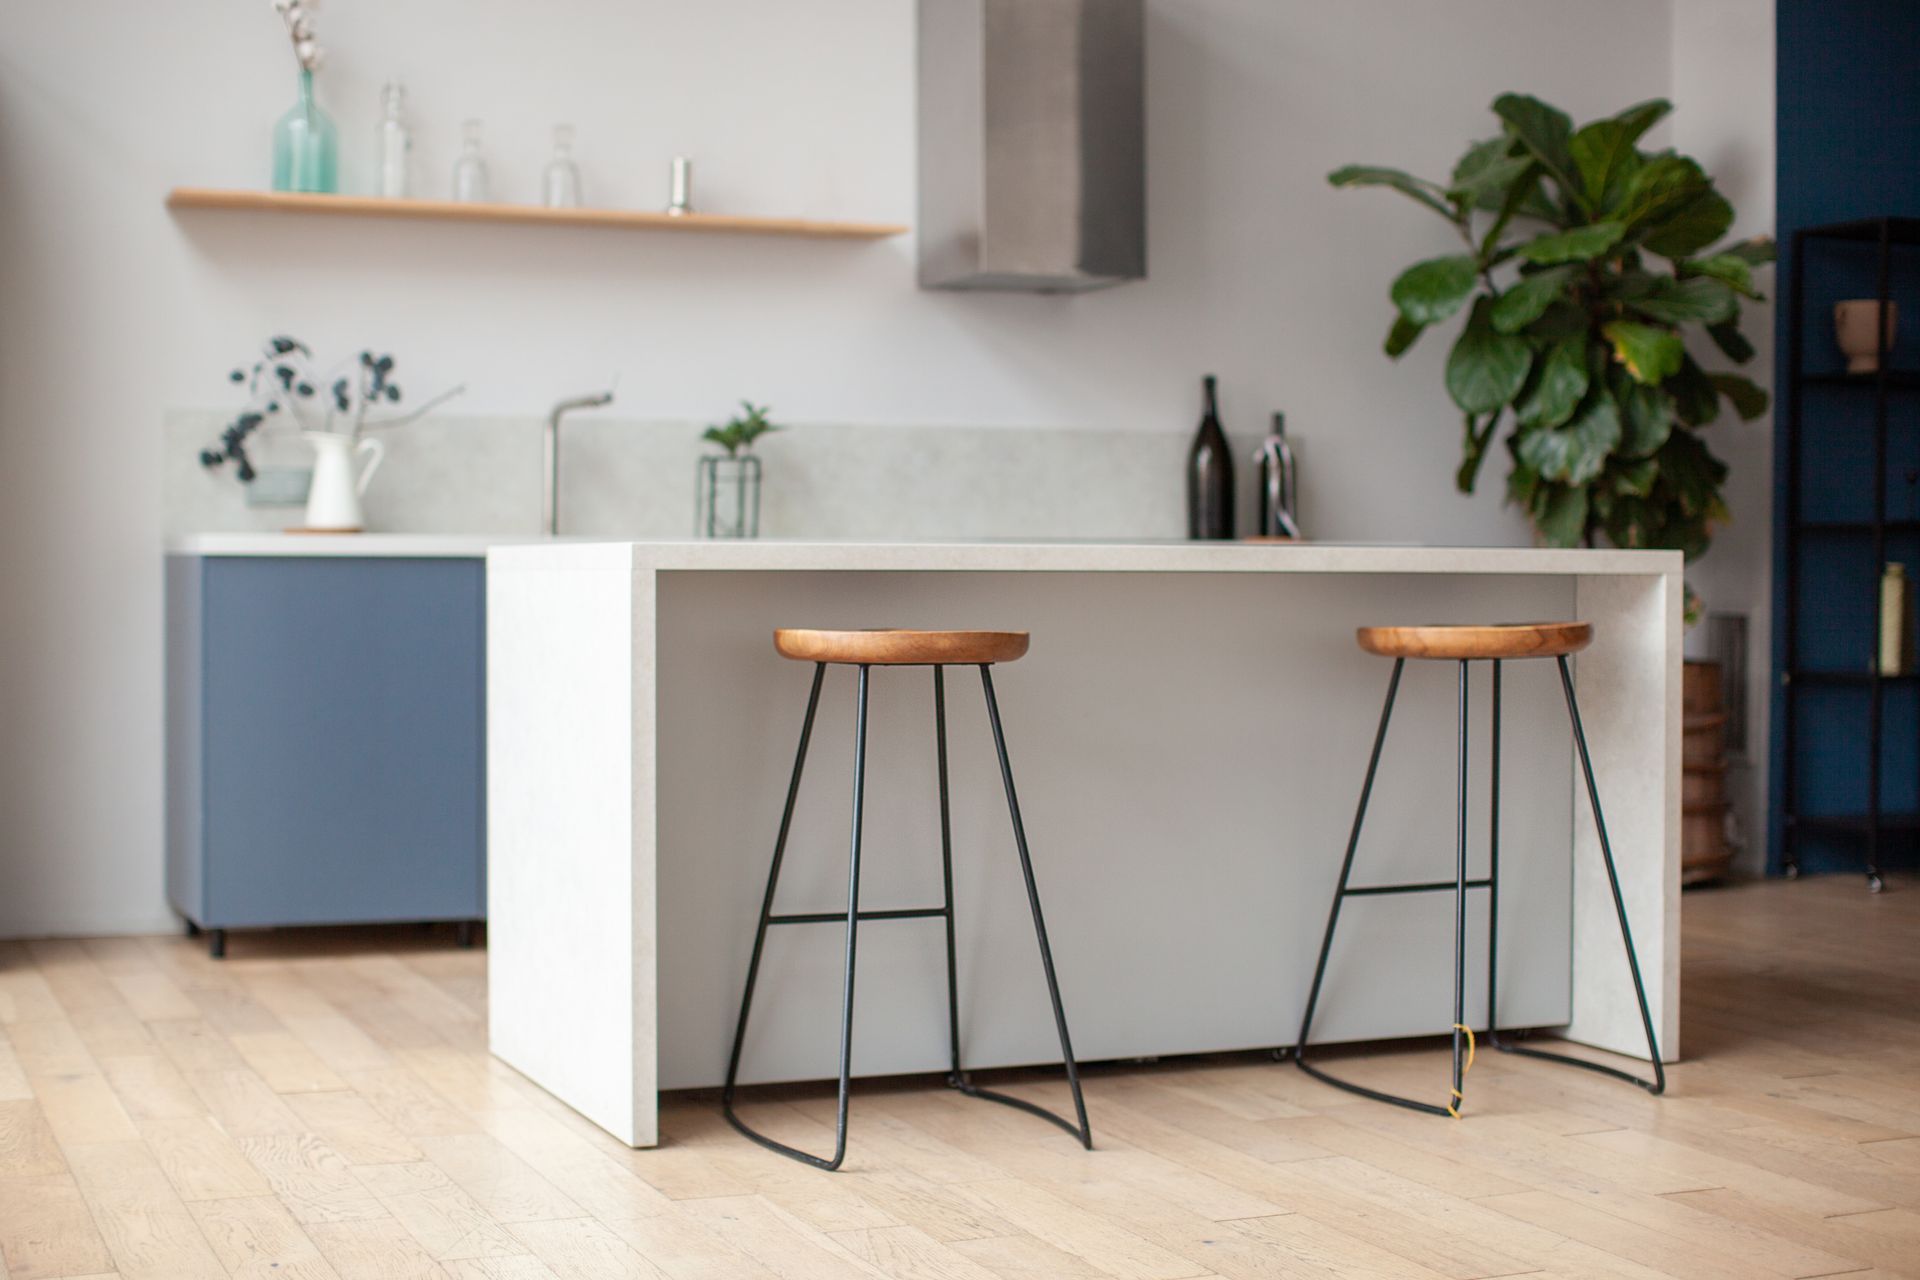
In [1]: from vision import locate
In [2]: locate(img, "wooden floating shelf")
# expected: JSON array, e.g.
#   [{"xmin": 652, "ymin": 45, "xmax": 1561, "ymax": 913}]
[{"xmin": 165, "ymin": 187, "xmax": 908, "ymax": 241}]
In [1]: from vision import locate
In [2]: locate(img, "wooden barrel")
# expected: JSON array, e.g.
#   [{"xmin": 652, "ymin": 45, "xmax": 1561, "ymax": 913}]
[{"xmin": 1681, "ymin": 659, "xmax": 1733, "ymax": 885}]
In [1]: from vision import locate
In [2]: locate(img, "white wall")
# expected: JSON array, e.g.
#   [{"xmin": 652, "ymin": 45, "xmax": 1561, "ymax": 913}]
[
  {"xmin": 0, "ymin": 0, "xmax": 1694, "ymax": 935},
  {"xmin": 1673, "ymin": 0, "xmax": 1777, "ymax": 872}
]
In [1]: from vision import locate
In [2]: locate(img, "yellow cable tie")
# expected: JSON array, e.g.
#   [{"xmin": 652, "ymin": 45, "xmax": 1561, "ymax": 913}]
[{"xmin": 1446, "ymin": 1024, "xmax": 1478, "ymax": 1118}]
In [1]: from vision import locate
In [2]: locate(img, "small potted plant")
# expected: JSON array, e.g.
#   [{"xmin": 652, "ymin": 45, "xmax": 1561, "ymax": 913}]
[{"xmin": 697, "ymin": 401, "xmax": 781, "ymax": 538}]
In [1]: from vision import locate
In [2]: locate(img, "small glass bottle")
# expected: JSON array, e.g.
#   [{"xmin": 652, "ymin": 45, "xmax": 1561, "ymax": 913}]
[
  {"xmin": 451, "ymin": 119, "xmax": 490, "ymax": 203},
  {"xmin": 542, "ymin": 124, "xmax": 582, "ymax": 208},
  {"xmin": 377, "ymin": 82, "xmax": 410, "ymax": 199}
]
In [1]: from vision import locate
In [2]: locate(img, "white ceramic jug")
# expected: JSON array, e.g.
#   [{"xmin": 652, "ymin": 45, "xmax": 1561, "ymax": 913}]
[{"xmin": 302, "ymin": 431, "xmax": 384, "ymax": 531}]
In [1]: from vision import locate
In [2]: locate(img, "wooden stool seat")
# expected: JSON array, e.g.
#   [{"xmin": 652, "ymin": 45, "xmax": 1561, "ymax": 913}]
[
  {"xmin": 773, "ymin": 628, "xmax": 1029, "ymax": 666},
  {"xmin": 1356, "ymin": 621, "xmax": 1592, "ymax": 661}
]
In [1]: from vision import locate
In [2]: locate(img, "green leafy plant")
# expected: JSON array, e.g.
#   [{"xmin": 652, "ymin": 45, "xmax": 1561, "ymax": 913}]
[
  {"xmin": 702, "ymin": 401, "xmax": 781, "ymax": 457},
  {"xmin": 1332, "ymin": 93, "xmax": 1773, "ymax": 558}
]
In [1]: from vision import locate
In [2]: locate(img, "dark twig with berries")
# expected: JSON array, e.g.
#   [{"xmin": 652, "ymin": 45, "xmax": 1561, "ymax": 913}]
[{"xmin": 200, "ymin": 335, "xmax": 465, "ymax": 482}]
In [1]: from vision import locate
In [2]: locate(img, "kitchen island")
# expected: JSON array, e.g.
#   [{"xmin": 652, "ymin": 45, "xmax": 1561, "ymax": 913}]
[{"xmin": 487, "ymin": 540, "xmax": 1681, "ymax": 1147}]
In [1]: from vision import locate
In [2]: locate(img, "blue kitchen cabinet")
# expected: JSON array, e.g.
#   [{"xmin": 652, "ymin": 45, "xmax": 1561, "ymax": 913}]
[{"xmin": 166, "ymin": 554, "xmax": 485, "ymax": 955}]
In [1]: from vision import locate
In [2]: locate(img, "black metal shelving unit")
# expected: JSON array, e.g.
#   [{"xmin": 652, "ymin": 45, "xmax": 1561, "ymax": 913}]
[{"xmin": 1780, "ymin": 215, "xmax": 1920, "ymax": 893}]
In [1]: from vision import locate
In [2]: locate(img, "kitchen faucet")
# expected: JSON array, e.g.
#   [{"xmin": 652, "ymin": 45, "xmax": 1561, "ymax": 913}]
[{"xmin": 543, "ymin": 390, "xmax": 614, "ymax": 537}]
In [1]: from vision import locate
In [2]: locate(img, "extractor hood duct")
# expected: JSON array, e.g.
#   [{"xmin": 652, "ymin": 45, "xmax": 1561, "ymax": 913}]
[{"xmin": 917, "ymin": 0, "xmax": 1145, "ymax": 292}]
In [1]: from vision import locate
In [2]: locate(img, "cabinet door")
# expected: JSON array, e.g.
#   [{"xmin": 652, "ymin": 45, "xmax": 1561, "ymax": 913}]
[{"xmin": 202, "ymin": 557, "xmax": 485, "ymax": 926}]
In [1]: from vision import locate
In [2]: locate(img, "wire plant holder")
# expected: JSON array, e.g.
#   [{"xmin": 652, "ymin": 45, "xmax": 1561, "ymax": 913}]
[
  {"xmin": 695, "ymin": 401, "xmax": 779, "ymax": 539},
  {"xmin": 696, "ymin": 452, "xmax": 762, "ymax": 538}
]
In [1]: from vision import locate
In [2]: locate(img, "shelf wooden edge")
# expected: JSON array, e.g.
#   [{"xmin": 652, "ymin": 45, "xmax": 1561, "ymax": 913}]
[{"xmin": 165, "ymin": 187, "xmax": 908, "ymax": 240}]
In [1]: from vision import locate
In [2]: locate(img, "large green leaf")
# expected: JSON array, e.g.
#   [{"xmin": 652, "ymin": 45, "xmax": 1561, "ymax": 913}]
[
  {"xmin": 1609, "ymin": 98, "xmax": 1673, "ymax": 141},
  {"xmin": 1447, "ymin": 297, "xmax": 1533, "ymax": 414},
  {"xmin": 1723, "ymin": 236, "xmax": 1778, "ymax": 265},
  {"xmin": 1534, "ymin": 483, "xmax": 1591, "ymax": 546},
  {"xmin": 1602, "ymin": 319, "xmax": 1684, "ymax": 383},
  {"xmin": 1665, "ymin": 355, "xmax": 1721, "ymax": 426},
  {"xmin": 1711, "ymin": 373, "xmax": 1770, "ymax": 420},
  {"xmin": 1627, "ymin": 276, "xmax": 1738, "ymax": 325},
  {"xmin": 1707, "ymin": 320, "xmax": 1755, "ymax": 364},
  {"xmin": 1493, "ymin": 93, "xmax": 1580, "ymax": 204},
  {"xmin": 1644, "ymin": 191, "xmax": 1734, "ymax": 258},
  {"xmin": 1520, "ymin": 222, "xmax": 1626, "ymax": 264},
  {"xmin": 1681, "ymin": 252, "xmax": 1761, "ymax": 298},
  {"xmin": 1390, "ymin": 255, "xmax": 1480, "ymax": 325},
  {"xmin": 1569, "ymin": 121, "xmax": 1642, "ymax": 213},
  {"xmin": 1619, "ymin": 153, "xmax": 1710, "ymax": 230},
  {"xmin": 1517, "ymin": 392, "xmax": 1622, "ymax": 485},
  {"xmin": 1448, "ymin": 146, "xmax": 1536, "ymax": 211},
  {"xmin": 1328, "ymin": 165, "xmax": 1455, "ymax": 219},
  {"xmin": 1659, "ymin": 428, "xmax": 1731, "ymax": 522},
  {"xmin": 1525, "ymin": 299, "xmax": 1589, "ymax": 341},
  {"xmin": 1384, "ymin": 313, "xmax": 1424, "ymax": 359},
  {"xmin": 1609, "ymin": 457, "xmax": 1661, "ymax": 497},
  {"xmin": 1514, "ymin": 334, "xmax": 1589, "ymax": 427},
  {"xmin": 1617, "ymin": 376, "xmax": 1674, "ymax": 456},
  {"xmin": 1451, "ymin": 137, "xmax": 1519, "ymax": 210},
  {"xmin": 1491, "ymin": 266, "xmax": 1574, "ymax": 333}
]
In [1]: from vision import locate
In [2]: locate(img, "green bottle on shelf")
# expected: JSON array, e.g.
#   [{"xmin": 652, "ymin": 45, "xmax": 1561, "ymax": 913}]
[{"xmin": 272, "ymin": 68, "xmax": 338, "ymax": 194}]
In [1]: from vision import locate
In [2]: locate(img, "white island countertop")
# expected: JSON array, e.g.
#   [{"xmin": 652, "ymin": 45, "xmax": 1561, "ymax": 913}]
[{"xmin": 487, "ymin": 538, "xmax": 1682, "ymax": 1146}]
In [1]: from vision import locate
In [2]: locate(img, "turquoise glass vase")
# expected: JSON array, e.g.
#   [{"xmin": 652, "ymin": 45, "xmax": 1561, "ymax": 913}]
[{"xmin": 272, "ymin": 69, "xmax": 338, "ymax": 193}]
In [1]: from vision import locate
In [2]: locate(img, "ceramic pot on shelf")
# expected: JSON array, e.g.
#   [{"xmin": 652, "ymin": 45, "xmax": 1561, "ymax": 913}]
[
  {"xmin": 300, "ymin": 432, "xmax": 383, "ymax": 532},
  {"xmin": 1835, "ymin": 299, "xmax": 1899, "ymax": 374}
]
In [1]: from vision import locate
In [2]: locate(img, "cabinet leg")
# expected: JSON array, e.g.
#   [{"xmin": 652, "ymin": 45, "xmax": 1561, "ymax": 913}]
[
  {"xmin": 184, "ymin": 919, "xmax": 201, "ymax": 937},
  {"xmin": 455, "ymin": 921, "xmax": 477, "ymax": 949},
  {"xmin": 208, "ymin": 929, "xmax": 226, "ymax": 960}
]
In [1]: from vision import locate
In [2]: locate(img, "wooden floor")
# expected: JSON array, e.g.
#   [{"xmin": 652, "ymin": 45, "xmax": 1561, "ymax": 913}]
[{"xmin": 0, "ymin": 877, "xmax": 1916, "ymax": 1280}]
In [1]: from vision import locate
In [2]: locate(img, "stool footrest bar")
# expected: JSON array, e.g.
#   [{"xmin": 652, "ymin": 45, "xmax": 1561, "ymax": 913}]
[
  {"xmin": 767, "ymin": 907, "xmax": 947, "ymax": 925},
  {"xmin": 1343, "ymin": 879, "xmax": 1491, "ymax": 897},
  {"xmin": 1488, "ymin": 1032, "xmax": 1663, "ymax": 1092}
]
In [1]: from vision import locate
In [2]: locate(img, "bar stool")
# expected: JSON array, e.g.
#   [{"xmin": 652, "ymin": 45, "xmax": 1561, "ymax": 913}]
[
  {"xmin": 1292, "ymin": 621, "xmax": 1665, "ymax": 1117},
  {"xmin": 722, "ymin": 628, "xmax": 1092, "ymax": 1170}
]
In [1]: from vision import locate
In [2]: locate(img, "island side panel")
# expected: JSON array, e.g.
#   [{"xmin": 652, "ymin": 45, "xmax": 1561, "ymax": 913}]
[
  {"xmin": 487, "ymin": 550, "xmax": 651, "ymax": 1145},
  {"xmin": 1565, "ymin": 569, "xmax": 1681, "ymax": 1061}
]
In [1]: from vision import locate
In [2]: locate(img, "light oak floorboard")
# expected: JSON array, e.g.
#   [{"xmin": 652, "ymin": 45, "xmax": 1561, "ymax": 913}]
[{"xmin": 0, "ymin": 881, "xmax": 1912, "ymax": 1278}]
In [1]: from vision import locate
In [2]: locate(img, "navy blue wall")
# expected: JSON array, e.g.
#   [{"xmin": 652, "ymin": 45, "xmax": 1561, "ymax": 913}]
[{"xmin": 1770, "ymin": 0, "xmax": 1920, "ymax": 875}]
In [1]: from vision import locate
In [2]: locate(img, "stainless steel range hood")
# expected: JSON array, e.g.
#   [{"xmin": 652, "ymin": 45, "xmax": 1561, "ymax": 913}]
[{"xmin": 917, "ymin": 0, "xmax": 1145, "ymax": 293}]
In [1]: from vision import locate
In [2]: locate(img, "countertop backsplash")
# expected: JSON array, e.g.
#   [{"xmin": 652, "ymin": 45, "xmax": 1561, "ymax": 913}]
[{"xmin": 164, "ymin": 411, "xmax": 1251, "ymax": 542}]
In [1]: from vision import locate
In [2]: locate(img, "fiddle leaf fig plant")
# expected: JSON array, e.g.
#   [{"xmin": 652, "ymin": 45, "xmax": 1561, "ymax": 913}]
[{"xmin": 1332, "ymin": 93, "xmax": 1774, "ymax": 559}]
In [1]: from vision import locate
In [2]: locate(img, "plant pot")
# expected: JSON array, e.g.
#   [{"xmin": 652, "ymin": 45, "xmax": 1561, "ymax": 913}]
[
  {"xmin": 1835, "ymin": 299, "xmax": 1899, "ymax": 374},
  {"xmin": 695, "ymin": 453, "xmax": 762, "ymax": 539}
]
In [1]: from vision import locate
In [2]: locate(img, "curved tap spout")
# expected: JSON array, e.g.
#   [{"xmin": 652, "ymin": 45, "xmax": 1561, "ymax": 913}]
[{"xmin": 544, "ymin": 391, "xmax": 614, "ymax": 536}]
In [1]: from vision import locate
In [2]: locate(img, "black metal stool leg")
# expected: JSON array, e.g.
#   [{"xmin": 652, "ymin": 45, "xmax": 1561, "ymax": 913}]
[
  {"xmin": 935, "ymin": 667, "xmax": 964, "ymax": 1083},
  {"xmin": 1484, "ymin": 656, "xmax": 1665, "ymax": 1093},
  {"xmin": 968, "ymin": 664, "xmax": 1093, "ymax": 1149},
  {"xmin": 725, "ymin": 662, "xmax": 877, "ymax": 1170},
  {"xmin": 1489, "ymin": 659, "xmax": 1664, "ymax": 1092},
  {"xmin": 1449, "ymin": 660, "xmax": 1471, "ymax": 1116},
  {"xmin": 1296, "ymin": 659, "xmax": 1472, "ymax": 1116},
  {"xmin": 1486, "ymin": 660, "xmax": 1501, "ymax": 1044}
]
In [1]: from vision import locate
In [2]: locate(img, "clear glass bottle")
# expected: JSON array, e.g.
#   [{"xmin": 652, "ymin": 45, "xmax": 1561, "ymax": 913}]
[
  {"xmin": 451, "ymin": 119, "xmax": 490, "ymax": 203},
  {"xmin": 378, "ymin": 82, "xmax": 410, "ymax": 199},
  {"xmin": 542, "ymin": 124, "xmax": 582, "ymax": 208}
]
